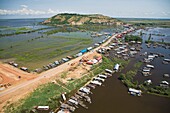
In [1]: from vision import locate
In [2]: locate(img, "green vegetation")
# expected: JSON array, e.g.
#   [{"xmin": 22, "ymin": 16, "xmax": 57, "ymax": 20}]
[
  {"xmin": 43, "ymin": 27, "xmax": 78, "ymax": 35},
  {"xmin": 0, "ymin": 13, "xmax": 123, "ymax": 70},
  {"xmin": 0, "ymin": 27, "xmax": 50, "ymax": 37},
  {"xmin": 145, "ymin": 40, "xmax": 170, "ymax": 46},
  {"xmin": 144, "ymin": 33, "xmax": 152, "ymax": 43},
  {"xmin": 0, "ymin": 22, "xmax": 118, "ymax": 70},
  {"xmin": 148, "ymin": 86, "xmax": 170, "ymax": 96},
  {"xmin": 4, "ymin": 77, "xmax": 90, "ymax": 113},
  {"xmin": 60, "ymin": 72, "xmax": 68, "ymax": 79},
  {"xmin": 119, "ymin": 71, "xmax": 138, "ymax": 88},
  {"xmin": 0, "ymin": 26, "xmax": 9, "ymax": 28},
  {"xmin": 16, "ymin": 27, "xmax": 32, "ymax": 31},
  {"xmin": 42, "ymin": 13, "xmax": 122, "ymax": 33},
  {"xmin": 76, "ymin": 24, "xmax": 117, "ymax": 32},
  {"xmin": 4, "ymin": 83, "xmax": 67, "ymax": 113},
  {"xmin": 119, "ymin": 61, "xmax": 142, "ymax": 88},
  {"xmin": 91, "ymin": 57, "xmax": 129, "ymax": 76},
  {"xmin": 3, "ymin": 54, "xmax": 127, "ymax": 112},
  {"xmin": 119, "ymin": 61, "xmax": 170, "ymax": 97},
  {"xmin": 124, "ymin": 19, "xmax": 170, "ymax": 28},
  {"xmin": 134, "ymin": 61, "xmax": 143, "ymax": 68},
  {"xmin": 43, "ymin": 13, "xmax": 121, "ymax": 26},
  {"xmin": 0, "ymin": 35, "xmax": 92, "ymax": 70},
  {"xmin": 125, "ymin": 35, "xmax": 142, "ymax": 42},
  {"xmin": 4, "ymin": 56, "xmax": 129, "ymax": 113}
]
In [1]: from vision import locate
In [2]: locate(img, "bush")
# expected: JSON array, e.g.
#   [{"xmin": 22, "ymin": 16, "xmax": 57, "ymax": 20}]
[
  {"xmin": 123, "ymin": 79, "xmax": 137, "ymax": 88},
  {"xmin": 118, "ymin": 74, "xmax": 126, "ymax": 80},
  {"xmin": 125, "ymin": 35, "xmax": 142, "ymax": 42}
]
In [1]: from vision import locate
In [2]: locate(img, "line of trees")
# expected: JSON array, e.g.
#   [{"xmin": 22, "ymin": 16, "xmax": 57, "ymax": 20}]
[{"xmin": 125, "ymin": 35, "xmax": 142, "ymax": 42}]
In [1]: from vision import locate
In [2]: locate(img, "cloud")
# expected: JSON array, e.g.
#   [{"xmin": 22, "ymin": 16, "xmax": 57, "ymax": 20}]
[
  {"xmin": 0, "ymin": 5, "xmax": 59, "ymax": 15},
  {"xmin": 21, "ymin": 5, "xmax": 28, "ymax": 8}
]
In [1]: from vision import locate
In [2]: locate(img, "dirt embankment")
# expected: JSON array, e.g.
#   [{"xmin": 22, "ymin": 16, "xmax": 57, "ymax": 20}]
[
  {"xmin": 0, "ymin": 51, "xmax": 101, "ymax": 112},
  {"xmin": 0, "ymin": 63, "xmax": 36, "ymax": 87}
]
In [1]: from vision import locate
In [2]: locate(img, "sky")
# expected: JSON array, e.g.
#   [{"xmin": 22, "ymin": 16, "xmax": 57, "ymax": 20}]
[{"xmin": 0, "ymin": 0, "xmax": 170, "ymax": 19}]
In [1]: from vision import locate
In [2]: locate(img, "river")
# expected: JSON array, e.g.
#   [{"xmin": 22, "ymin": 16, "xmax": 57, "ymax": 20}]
[{"xmin": 74, "ymin": 28, "xmax": 170, "ymax": 113}]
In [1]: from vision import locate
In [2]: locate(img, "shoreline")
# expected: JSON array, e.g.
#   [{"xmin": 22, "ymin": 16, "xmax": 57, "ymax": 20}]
[{"xmin": 0, "ymin": 28, "xmax": 119, "ymax": 112}]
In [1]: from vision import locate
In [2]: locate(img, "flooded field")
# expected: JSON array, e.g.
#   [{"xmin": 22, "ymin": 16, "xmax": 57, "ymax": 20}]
[
  {"xmin": 135, "ymin": 27, "xmax": 170, "ymax": 43},
  {"xmin": 134, "ymin": 44, "xmax": 170, "ymax": 86},
  {"xmin": 0, "ymin": 31, "xmax": 93, "ymax": 69},
  {"xmin": 51, "ymin": 31, "xmax": 107, "ymax": 45},
  {"xmin": 0, "ymin": 18, "xmax": 48, "ymax": 35},
  {"xmin": 0, "ymin": 19, "xmax": 117, "ymax": 70},
  {"xmin": 74, "ymin": 28, "xmax": 170, "ymax": 113}
]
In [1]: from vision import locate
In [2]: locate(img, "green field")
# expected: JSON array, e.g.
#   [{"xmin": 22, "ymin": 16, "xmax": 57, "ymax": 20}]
[
  {"xmin": 0, "ymin": 26, "xmax": 51, "ymax": 37},
  {"xmin": 0, "ymin": 23, "xmax": 119, "ymax": 71},
  {"xmin": 128, "ymin": 19, "xmax": 170, "ymax": 28},
  {"xmin": 0, "ymin": 28, "xmax": 96, "ymax": 70}
]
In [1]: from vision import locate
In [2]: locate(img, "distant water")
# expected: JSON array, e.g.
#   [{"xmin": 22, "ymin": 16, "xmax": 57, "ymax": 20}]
[
  {"xmin": 117, "ymin": 18, "xmax": 170, "ymax": 22},
  {"xmin": 133, "ymin": 27, "xmax": 170, "ymax": 43},
  {"xmin": 0, "ymin": 18, "xmax": 47, "ymax": 27},
  {"xmin": 0, "ymin": 18, "xmax": 49, "ymax": 34},
  {"xmin": 147, "ymin": 27, "xmax": 170, "ymax": 42}
]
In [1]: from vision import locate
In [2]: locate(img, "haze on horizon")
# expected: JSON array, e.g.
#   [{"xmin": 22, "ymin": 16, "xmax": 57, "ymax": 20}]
[{"xmin": 0, "ymin": 0, "xmax": 170, "ymax": 19}]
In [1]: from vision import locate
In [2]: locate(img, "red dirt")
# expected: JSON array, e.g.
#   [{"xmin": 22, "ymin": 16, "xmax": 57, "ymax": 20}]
[
  {"xmin": 0, "ymin": 63, "xmax": 36, "ymax": 86},
  {"xmin": 0, "ymin": 34, "xmax": 115, "ymax": 112}
]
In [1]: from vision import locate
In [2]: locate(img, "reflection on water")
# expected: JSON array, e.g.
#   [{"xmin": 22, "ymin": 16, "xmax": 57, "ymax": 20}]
[{"xmin": 134, "ymin": 28, "xmax": 170, "ymax": 43}]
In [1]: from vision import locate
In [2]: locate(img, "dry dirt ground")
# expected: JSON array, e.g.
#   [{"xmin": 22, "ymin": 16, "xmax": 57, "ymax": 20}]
[
  {"xmin": 0, "ymin": 63, "xmax": 36, "ymax": 87},
  {"xmin": 0, "ymin": 51, "xmax": 101, "ymax": 112},
  {"xmin": 0, "ymin": 34, "xmax": 115, "ymax": 112}
]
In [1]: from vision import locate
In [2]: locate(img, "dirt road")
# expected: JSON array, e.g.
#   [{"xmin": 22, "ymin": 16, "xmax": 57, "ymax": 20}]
[{"xmin": 0, "ymin": 34, "xmax": 116, "ymax": 111}]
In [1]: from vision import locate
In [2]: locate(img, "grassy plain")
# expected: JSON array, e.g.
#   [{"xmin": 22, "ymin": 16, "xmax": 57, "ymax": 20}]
[
  {"xmin": 129, "ymin": 19, "xmax": 170, "ymax": 28},
  {"xmin": 0, "ymin": 23, "xmax": 119, "ymax": 70},
  {"xmin": 0, "ymin": 33, "xmax": 92, "ymax": 70}
]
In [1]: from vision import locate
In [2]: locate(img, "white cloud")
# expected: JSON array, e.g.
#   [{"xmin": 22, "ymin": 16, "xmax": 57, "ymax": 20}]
[
  {"xmin": 0, "ymin": 5, "xmax": 59, "ymax": 15},
  {"xmin": 21, "ymin": 5, "xmax": 28, "ymax": 8}
]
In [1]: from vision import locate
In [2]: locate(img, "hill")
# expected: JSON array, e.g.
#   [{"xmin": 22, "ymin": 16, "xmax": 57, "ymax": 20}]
[{"xmin": 42, "ymin": 13, "xmax": 123, "ymax": 25}]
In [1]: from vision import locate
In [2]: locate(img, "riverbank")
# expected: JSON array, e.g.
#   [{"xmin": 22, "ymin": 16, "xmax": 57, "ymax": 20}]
[
  {"xmin": 74, "ymin": 39, "xmax": 170, "ymax": 113},
  {"xmin": 4, "ymin": 56, "xmax": 129, "ymax": 113},
  {"xmin": 74, "ymin": 61, "xmax": 170, "ymax": 113},
  {"xmin": 0, "ymin": 29, "xmax": 122, "ymax": 112}
]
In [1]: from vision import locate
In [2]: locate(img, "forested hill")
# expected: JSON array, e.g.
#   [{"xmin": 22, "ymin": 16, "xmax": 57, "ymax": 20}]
[{"xmin": 42, "ymin": 13, "xmax": 123, "ymax": 25}]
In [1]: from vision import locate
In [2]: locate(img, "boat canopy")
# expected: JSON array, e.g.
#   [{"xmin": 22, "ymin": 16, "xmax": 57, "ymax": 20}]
[
  {"xmin": 79, "ymin": 87, "xmax": 90, "ymax": 94},
  {"xmin": 129, "ymin": 88, "xmax": 142, "ymax": 93},
  {"xmin": 114, "ymin": 64, "xmax": 120, "ymax": 70}
]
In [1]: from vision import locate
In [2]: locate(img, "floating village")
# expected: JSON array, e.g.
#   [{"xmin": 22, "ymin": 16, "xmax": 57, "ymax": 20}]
[
  {"xmin": 0, "ymin": 16, "xmax": 170, "ymax": 113},
  {"xmin": 14, "ymin": 25, "xmax": 169, "ymax": 113}
]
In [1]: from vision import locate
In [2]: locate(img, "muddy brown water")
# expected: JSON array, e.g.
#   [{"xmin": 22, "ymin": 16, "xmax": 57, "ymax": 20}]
[
  {"xmin": 74, "ymin": 60, "xmax": 170, "ymax": 113},
  {"xmin": 74, "ymin": 43, "xmax": 170, "ymax": 113},
  {"xmin": 134, "ymin": 44, "xmax": 170, "ymax": 86}
]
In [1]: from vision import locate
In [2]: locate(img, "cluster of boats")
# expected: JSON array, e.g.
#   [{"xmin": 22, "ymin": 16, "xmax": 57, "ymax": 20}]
[
  {"xmin": 97, "ymin": 39, "xmax": 142, "ymax": 61},
  {"xmin": 57, "ymin": 69, "xmax": 113, "ymax": 113},
  {"xmin": 8, "ymin": 61, "xmax": 29, "ymax": 72},
  {"xmin": 146, "ymin": 43, "xmax": 170, "ymax": 49},
  {"xmin": 141, "ymin": 52, "xmax": 170, "ymax": 77},
  {"xmin": 140, "ymin": 51, "xmax": 170, "ymax": 88}
]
